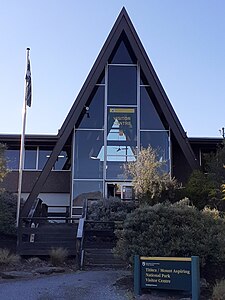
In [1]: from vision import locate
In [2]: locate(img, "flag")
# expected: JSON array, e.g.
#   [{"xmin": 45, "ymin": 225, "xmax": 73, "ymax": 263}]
[{"xmin": 25, "ymin": 50, "xmax": 32, "ymax": 107}]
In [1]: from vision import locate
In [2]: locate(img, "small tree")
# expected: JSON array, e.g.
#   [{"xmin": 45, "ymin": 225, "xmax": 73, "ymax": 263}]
[
  {"xmin": 205, "ymin": 140, "xmax": 225, "ymax": 185},
  {"xmin": 126, "ymin": 146, "xmax": 178, "ymax": 205},
  {"xmin": 0, "ymin": 143, "xmax": 8, "ymax": 183},
  {"xmin": 0, "ymin": 191, "xmax": 17, "ymax": 236},
  {"xmin": 185, "ymin": 170, "xmax": 216, "ymax": 209},
  {"xmin": 186, "ymin": 140, "xmax": 225, "ymax": 208}
]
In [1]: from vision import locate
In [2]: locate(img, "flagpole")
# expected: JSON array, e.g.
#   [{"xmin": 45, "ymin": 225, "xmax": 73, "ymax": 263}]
[{"xmin": 16, "ymin": 48, "xmax": 30, "ymax": 227}]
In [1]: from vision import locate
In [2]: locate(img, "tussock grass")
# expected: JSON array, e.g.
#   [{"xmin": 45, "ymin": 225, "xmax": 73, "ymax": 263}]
[
  {"xmin": 212, "ymin": 279, "xmax": 225, "ymax": 300},
  {"xmin": 49, "ymin": 247, "xmax": 68, "ymax": 266},
  {"xmin": 26, "ymin": 257, "xmax": 41, "ymax": 264},
  {"xmin": 0, "ymin": 248, "xmax": 20, "ymax": 265}
]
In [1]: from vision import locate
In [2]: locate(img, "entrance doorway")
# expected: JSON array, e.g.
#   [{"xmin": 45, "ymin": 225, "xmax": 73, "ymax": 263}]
[{"xmin": 106, "ymin": 182, "xmax": 133, "ymax": 200}]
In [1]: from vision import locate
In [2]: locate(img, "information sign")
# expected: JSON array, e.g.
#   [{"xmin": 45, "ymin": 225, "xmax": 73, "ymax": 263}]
[
  {"xmin": 140, "ymin": 257, "xmax": 191, "ymax": 290},
  {"xmin": 134, "ymin": 255, "xmax": 200, "ymax": 299}
]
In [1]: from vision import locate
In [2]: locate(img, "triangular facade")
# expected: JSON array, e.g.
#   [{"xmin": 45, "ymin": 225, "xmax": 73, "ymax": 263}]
[{"xmin": 21, "ymin": 7, "xmax": 198, "ymax": 217}]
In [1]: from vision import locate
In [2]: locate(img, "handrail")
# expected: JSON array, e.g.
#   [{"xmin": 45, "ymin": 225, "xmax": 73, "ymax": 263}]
[
  {"xmin": 82, "ymin": 199, "xmax": 88, "ymax": 218},
  {"xmin": 21, "ymin": 216, "xmax": 80, "ymax": 221},
  {"xmin": 47, "ymin": 205, "xmax": 70, "ymax": 208},
  {"xmin": 76, "ymin": 198, "xmax": 88, "ymax": 269},
  {"xmin": 28, "ymin": 198, "xmax": 42, "ymax": 219}
]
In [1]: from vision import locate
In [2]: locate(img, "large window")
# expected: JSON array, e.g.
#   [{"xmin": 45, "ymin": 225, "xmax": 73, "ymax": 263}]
[
  {"xmin": 141, "ymin": 131, "xmax": 170, "ymax": 173},
  {"xmin": 72, "ymin": 35, "xmax": 171, "ymax": 202},
  {"xmin": 24, "ymin": 148, "xmax": 37, "ymax": 169},
  {"xmin": 5, "ymin": 149, "xmax": 19, "ymax": 169},
  {"xmin": 74, "ymin": 130, "xmax": 104, "ymax": 179},
  {"xmin": 5, "ymin": 147, "xmax": 70, "ymax": 170},
  {"xmin": 106, "ymin": 107, "xmax": 137, "ymax": 179},
  {"xmin": 140, "ymin": 87, "xmax": 165, "ymax": 130},
  {"xmin": 77, "ymin": 86, "xmax": 104, "ymax": 129},
  {"xmin": 73, "ymin": 180, "xmax": 103, "ymax": 205},
  {"xmin": 108, "ymin": 66, "xmax": 137, "ymax": 105},
  {"xmin": 38, "ymin": 147, "xmax": 51, "ymax": 170}
]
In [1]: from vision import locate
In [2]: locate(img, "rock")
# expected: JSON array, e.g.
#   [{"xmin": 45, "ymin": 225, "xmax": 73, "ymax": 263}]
[
  {"xmin": 200, "ymin": 278, "xmax": 208, "ymax": 288},
  {"xmin": 0, "ymin": 271, "xmax": 33, "ymax": 279},
  {"xmin": 34, "ymin": 267, "xmax": 65, "ymax": 275},
  {"xmin": 51, "ymin": 267, "xmax": 65, "ymax": 273}
]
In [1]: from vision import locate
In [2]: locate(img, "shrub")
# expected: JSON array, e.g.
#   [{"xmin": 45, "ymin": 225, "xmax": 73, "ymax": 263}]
[
  {"xmin": 0, "ymin": 248, "xmax": 20, "ymax": 265},
  {"xmin": 205, "ymin": 140, "xmax": 225, "ymax": 187},
  {"xmin": 49, "ymin": 247, "xmax": 68, "ymax": 266},
  {"xmin": 126, "ymin": 146, "xmax": 179, "ymax": 205},
  {"xmin": 0, "ymin": 191, "xmax": 17, "ymax": 236},
  {"xmin": 115, "ymin": 201, "xmax": 225, "ymax": 267},
  {"xmin": 87, "ymin": 197, "xmax": 137, "ymax": 221},
  {"xmin": 185, "ymin": 170, "xmax": 216, "ymax": 209},
  {"xmin": 212, "ymin": 279, "xmax": 225, "ymax": 300},
  {"xmin": 0, "ymin": 143, "xmax": 8, "ymax": 182}
]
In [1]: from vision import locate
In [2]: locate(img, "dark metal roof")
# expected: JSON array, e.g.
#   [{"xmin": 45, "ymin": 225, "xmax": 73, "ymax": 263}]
[
  {"xmin": 21, "ymin": 7, "xmax": 199, "ymax": 217},
  {"xmin": 189, "ymin": 137, "xmax": 223, "ymax": 145},
  {"xmin": 0, "ymin": 134, "xmax": 58, "ymax": 144}
]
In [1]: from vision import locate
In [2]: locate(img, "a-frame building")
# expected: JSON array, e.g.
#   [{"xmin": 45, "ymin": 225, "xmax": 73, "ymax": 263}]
[{"xmin": 20, "ymin": 7, "xmax": 199, "ymax": 218}]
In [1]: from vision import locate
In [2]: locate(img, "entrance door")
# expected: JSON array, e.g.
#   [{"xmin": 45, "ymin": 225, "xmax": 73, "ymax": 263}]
[{"xmin": 106, "ymin": 182, "xmax": 133, "ymax": 200}]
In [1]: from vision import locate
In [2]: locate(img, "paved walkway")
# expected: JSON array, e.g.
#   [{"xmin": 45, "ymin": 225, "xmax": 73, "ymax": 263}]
[{"xmin": 0, "ymin": 270, "xmax": 132, "ymax": 300}]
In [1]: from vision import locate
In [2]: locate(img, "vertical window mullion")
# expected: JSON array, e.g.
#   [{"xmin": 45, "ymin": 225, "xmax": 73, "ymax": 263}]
[
  {"xmin": 103, "ymin": 64, "xmax": 108, "ymax": 196},
  {"xmin": 137, "ymin": 63, "xmax": 140, "ymax": 154},
  {"xmin": 36, "ymin": 146, "xmax": 39, "ymax": 170}
]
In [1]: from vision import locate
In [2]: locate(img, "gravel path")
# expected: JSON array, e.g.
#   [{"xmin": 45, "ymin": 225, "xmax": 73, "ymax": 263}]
[{"xmin": 0, "ymin": 270, "xmax": 132, "ymax": 300}]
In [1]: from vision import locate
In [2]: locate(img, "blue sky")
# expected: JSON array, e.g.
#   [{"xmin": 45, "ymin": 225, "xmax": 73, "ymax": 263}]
[{"xmin": 0, "ymin": 1, "xmax": 224, "ymax": 137}]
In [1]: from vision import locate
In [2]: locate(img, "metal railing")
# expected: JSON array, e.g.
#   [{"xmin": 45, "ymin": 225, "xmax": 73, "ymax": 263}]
[
  {"xmin": 17, "ymin": 199, "xmax": 79, "ymax": 255},
  {"xmin": 76, "ymin": 199, "xmax": 88, "ymax": 269}
]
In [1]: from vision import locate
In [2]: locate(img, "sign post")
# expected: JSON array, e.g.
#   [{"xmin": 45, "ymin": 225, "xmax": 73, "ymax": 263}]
[{"xmin": 134, "ymin": 255, "xmax": 141, "ymax": 295}]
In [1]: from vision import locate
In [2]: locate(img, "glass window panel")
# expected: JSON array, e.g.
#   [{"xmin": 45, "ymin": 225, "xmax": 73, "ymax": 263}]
[
  {"xmin": 24, "ymin": 148, "xmax": 37, "ymax": 169},
  {"xmin": 140, "ymin": 131, "xmax": 170, "ymax": 173},
  {"xmin": 140, "ymin": 68, "xmax": 149, "ymax": 85},
  {"xmin": 107, "ymin": 146, "xmax": 136, "ymax": 157},
  {"xmin": 54, "ymin": 151, "xmax": 68, "ymax": 170},
  {"xmin": 5, "ymin": 149, "xmax": 19, "ymax": 169},
  {"xmin": 107, "ymin": 107, "xmax": 137, "ymax": 142},
  {"xmin": 73, "ymin": 180, "xmax": 103, "ymax": 205},
  {"xmin": 77, "ymin": 86, "xmax": 104, "ymax": 129},
  {"xmin": 107, "ymin": 155, "xmax": 136, "ymax": 162},
  {"xmin": 109, "ymin": 39, "xmax": 137, "ymax": 64},
  {"xmin": 106, "ymin": 159, "xmax": 132, "ymax": 180},
  {"xmin": 141, "ymin": 87, "xmax": 165, "ymax": 130},
  {"xmin": 74, "ymin": 130, "xmax": 104, "ymax": 179},
  {"xmin": 108, "ymin": 66, "xmax": 137, "ymax": 105},
  {"xmin": 38, "ymin": 148, "xmax": 51, "ymax": 170},
  {"xmin": 96, "ymin": 71, "xmax": 105, "ymax": 84}
]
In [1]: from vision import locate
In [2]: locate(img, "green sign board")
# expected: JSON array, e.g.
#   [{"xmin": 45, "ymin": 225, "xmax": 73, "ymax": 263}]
[
  {"xmin": 134, "ymin": 255, "xmax": 200, "ymax": 300},
  {"xmin": 140, "ymin": 257, "xmax": 191, "ymax": 290}
]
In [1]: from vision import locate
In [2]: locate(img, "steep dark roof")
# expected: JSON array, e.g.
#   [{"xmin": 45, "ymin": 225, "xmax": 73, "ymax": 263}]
[{"xmin": 21, "ymin": 7, "xmax": 198, "ymax": 217}]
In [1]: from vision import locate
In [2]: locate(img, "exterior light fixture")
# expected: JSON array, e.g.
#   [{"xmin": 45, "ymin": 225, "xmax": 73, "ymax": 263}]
[{"xmin": 85, "ymin": 106, "xmax": 90, "ymax": 118}]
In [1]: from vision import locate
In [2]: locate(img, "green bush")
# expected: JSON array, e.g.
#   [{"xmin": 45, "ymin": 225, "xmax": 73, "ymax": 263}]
[
  {"xmin": 0, "ymin": 191, "xmax": 17, "ymax": 236},
  {"xmin": 87, "ymin": 197, "xmax": 137, "ymax": 221},
  {"xmin": 185, "ymin": 169, "xmax": 225, "ymax": 210},
  {"xmin": 115, "ymin": 200, "xmax": 225, "ymax": 266},
  {"xmin": 185, "ymin": 170, "xmax": 216, "ymax": 209}
]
